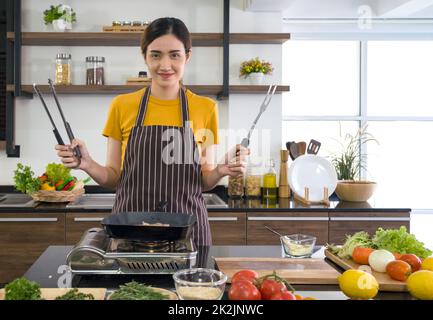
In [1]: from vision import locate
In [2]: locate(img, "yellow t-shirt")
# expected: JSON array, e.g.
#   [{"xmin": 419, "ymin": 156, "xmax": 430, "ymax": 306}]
[{"xmin": 102, "ymin": 88, "xmax": 219, "ymax": 167}]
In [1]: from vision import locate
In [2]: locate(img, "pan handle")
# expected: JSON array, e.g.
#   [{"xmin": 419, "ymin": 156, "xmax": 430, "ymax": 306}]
[{"xmin": 156, "ymin": 200, "xmax": 168, "ymax": 212}]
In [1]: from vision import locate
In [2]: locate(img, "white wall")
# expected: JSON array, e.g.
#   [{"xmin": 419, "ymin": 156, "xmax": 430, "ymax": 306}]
[{"xmin": 0, "ymin": 0, "xmax": 284, "ymax": 185}]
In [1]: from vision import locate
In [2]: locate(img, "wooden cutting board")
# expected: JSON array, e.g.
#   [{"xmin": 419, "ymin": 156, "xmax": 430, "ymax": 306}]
[
  {"xmin": 325, "ymin": 249, "xmax": 408, "ymax": 292},
  {"xmin": 215, "ymin": 257, "xmax": 340, "ymax": 285},
  {"xmin": 0, "ymin": 288, "xmax": 107, "ymax": 300}
]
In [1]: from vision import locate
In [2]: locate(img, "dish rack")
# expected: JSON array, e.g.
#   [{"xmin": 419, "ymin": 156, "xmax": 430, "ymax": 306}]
[{"xmin": 293, "ymin": 187, "xmax": 330, "ymax": 206}]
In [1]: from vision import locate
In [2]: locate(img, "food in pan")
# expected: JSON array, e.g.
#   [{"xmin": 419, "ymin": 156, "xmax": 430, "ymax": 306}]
[{"xmin": 141, "ymin": 222, "xmax": 170, "ymax": 227}]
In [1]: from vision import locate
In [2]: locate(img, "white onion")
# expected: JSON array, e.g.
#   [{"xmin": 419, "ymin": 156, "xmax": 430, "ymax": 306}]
[{"xmin": 368, "ymin": 249, "xmax": 395, "ymax": 272}]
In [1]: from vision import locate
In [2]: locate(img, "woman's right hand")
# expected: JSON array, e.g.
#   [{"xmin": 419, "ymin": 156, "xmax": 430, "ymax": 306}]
[{"xmin": 55, "ymin": 138, "xmax": 92, "ymax": 170}]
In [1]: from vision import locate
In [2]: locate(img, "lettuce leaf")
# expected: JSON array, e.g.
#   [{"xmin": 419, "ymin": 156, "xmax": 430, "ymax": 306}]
[
  {"xmin": 372, "ymin": 226, "xmax": 432, "ymax": 259},
  {"xmin": 45, "ymin": 163, "xmax": 72, "ymax": 184},
  {"xmin": 333, "ymin": 231, "xmax": 375, "ymax": 259}
]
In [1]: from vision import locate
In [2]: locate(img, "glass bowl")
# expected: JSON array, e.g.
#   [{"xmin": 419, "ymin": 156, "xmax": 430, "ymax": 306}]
[
  {"xmin": 280, "ymin": 234, "xmax": 316, "ymax": 258},
  {"xmin": 173, "ymin": 268, "xmax": 227, "ymax": 300}
]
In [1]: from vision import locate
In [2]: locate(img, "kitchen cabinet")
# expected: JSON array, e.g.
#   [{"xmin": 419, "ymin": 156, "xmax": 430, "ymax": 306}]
[
  {"xmin": 0, "ymin": 212, "xmax": 65, "ymax": 284},
  {"xmin": 208, "ymin": 212, "xmax": 246, "ymax": 245},
  {"xmin": 246, "ymin": 212, "xmax": 329, "ymax": 245},
  {"xmin": 328, "ymin": 211, "xmax": 411, "ymax": 244},
  {"xmin": 65, "ymin": 212, "xmax": 111, "ymax": 245}
]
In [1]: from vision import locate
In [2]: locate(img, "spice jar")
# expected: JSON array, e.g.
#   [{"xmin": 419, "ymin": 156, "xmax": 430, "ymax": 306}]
[
  {"xmin": 245, "ymin": 162, "xmax": 262, "ymax": 197},
  {"xmin": 86, "ymin": 56, "xmax": 105, "ymax": 85},
  {"xmin": 55, "ymin": 53, "xmax": 71, "ymax": 85},
  {"xmin": 112, "ymin": 21, "xmax": 121, "ymax": 26},
  {"xmin": 228, "ymin": 175, "xmax": 244, "ymax": 198}
]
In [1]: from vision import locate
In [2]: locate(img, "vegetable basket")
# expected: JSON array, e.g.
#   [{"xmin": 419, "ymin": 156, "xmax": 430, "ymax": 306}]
[{"xmin": 31, "ymin": 185, "xmax": 84, "ymax": 203}]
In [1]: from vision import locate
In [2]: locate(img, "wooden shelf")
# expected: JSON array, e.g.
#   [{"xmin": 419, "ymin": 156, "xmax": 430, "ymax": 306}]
[
  {"xmin": 7, "ymin": 32, "xmax": 290, "ymax": 46},
  {"xmin": 8, "ymin": 84, "xmax": 290, "ymax": 96}
]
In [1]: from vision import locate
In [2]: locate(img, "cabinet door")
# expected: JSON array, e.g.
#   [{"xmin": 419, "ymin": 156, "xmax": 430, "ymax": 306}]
[
  {"xmin": 66, "ymin": 212, "xmax": 111, "ymax": 244},
  {"xmin": 0, "ymin": 213, "xmax": 65, "ymax": 284},
  {"xmin": 208, "ymin": 212, "xmax": 246, "ymax": 245},
  {"xmin": 329, "ymin": 211, "xmax": 411, "ymax": 244},
  {"xmin": 247, "ymin": 212, "xmax": 329, "ymax": 245}
]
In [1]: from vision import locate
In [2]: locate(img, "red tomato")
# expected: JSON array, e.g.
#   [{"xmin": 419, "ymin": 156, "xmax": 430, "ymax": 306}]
[
  {"xmin": 386, "ymin": 260, "xmax": 412, "ymax": 281},
  {"xmin": 228, "ymin": 280, "xmax": 262, "ymax": 300},
  {"xmin": 269, "ymin": 291, "xmax": 296, "ymax": 300},
  {"xmin": 259, "ymin": 279, "xmax": 287, "ymax": 300},
  {"xmin": 352, "ymin": 247, "xmax": 374, "ymax": 265},
  {"xmin": 399, "ymin": 254, "xmax": 422, "ymax": 272},
  {"xmin": 231, "ymin": 269, "xmax": 259, "ymax": 284}
]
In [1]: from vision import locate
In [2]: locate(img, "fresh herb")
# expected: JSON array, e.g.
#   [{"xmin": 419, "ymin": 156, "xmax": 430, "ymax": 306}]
[
  {"xmin": 43, "ymin": 5, "xmax": 77, "ymax": 24},
  {"xmin": 55, "ymin": 288, "xmax": 95, "ymax": 300},
  {"xmin": 45, "ymin": 163, "xmax": 72, "ymax": 184},
  {"xmin": 328, "ymin": 231, "xmax": 374, "ymax": 259},
  {"xmin": 372, "ymin": 226, "xmax": 432, "ymax": 259},
  {"xmin": 13, "ymin": 163, "xmax": 41, "ymax": 195},
  {"xmin": 5, "ymin": 278, "xmax": 42, "ymax": 300},
  {"xmin": 109, "ymin": 281, "xmax": 169, "ymax": 300}
]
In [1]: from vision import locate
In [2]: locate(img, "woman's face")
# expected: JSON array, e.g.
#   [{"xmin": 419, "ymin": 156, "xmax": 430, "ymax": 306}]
[{"xmin": 144, "ymin": 34, "xmax": 190, "ymax": 88}]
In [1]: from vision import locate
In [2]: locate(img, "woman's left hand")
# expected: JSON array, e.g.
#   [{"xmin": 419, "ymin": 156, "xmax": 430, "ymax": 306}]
[{"xmin": 217, "ymin": 144, "xmax": 250, "ymax": 177}]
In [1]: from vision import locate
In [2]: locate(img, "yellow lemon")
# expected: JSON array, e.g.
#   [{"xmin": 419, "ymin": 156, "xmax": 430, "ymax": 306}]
[
  {"xmin": 421, "ymin": 257, "xmax": 433, "ymax": 271},
  {"xmin": 338, "ymin": 269, "xmax": 379, "ymax": 300},
  {"xmin": 407, "ymin": 270, "xmax": 433, "ymax": 300}
]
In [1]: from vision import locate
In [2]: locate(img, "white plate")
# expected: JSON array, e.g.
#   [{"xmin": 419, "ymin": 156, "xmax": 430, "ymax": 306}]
[{"xmin": 288, "ymin": 155, "xmax": 337, "ymax": 202}]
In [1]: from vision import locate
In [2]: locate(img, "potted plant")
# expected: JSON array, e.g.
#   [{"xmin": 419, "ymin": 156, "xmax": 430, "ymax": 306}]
[
  {"xmin": 329, "ymin": 125, "xmax": 378, "ymax": 202},
  {"xmin": 43, "ymin": 4, "xmax": 77, "ymax": 32},
  {"xmin": 239, "ymin": 57, "xmax": 273, "ymax": 85}
]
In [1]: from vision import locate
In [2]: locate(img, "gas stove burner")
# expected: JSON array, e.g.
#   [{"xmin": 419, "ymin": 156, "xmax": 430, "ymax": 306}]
[{"xmin": 66, "ymin": 228, "xmax": 197, "ymax": 275}]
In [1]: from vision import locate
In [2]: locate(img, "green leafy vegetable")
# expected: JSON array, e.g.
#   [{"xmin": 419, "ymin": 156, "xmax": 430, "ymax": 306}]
[
  {"xmin": 45, "ymin": 163, "xmax": 72, "ymax": 184},
  {"xmin": 109, "ymin": 281, "xmax": 169, "ymax": 300},
  {"xmin": 372, "ymin": 226, "xmax": 432, "ymax": 259},
  {"xmin": 5, "ymin": 278, "xmax": 42, "ymax": 300},
  {"xmin": 13, "ymin": 163, "xmax": 41, "ymax": 195},
  {"xmin": 328, "ymin": 231, "xmax": 374, "ymax": 259},
  {"xmin": 55, "ymin": 288, "xmax": 94, "ymax": 300}
]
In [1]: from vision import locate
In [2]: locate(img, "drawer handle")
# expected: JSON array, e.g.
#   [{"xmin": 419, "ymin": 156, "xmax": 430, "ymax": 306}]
[
  {"xmin": 74, "ymin": 217, "xmax": 105, "ymax": 222},
  {"xmin": 330, "ymin": 217, "xmax": 410, "ymax": 222},
  {"xmin": 208, "ymin": 217, "xmax": 238, "ymax": 222},
  {"xmin": 248, "ymin": 217, "xmax": 328, "ymax": 221},
  {"xmin": 0, "ymin": 218, "xmax": 58, "ymax": 222}
]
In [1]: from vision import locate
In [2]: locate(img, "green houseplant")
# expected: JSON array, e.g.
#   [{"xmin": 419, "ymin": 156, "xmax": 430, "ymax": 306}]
[
  {"xmin": 43, "ymin": 4, "xmax": 76, "ymax": 31},
  {"xmin": 239, "ymin": 57, "xmax": 273, "ymax": 85},
  {"xmin": 330, "ymin": 125, "xmax": 378, "ymax": 202}
]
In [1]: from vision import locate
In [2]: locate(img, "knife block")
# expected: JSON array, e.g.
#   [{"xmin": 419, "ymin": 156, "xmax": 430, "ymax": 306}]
[{"xmin": 279, "ymin": 150, "xmax": 290, "ymax": 198}]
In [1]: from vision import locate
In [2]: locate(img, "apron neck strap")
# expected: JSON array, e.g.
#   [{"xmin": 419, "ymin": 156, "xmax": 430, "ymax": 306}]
[{"xmin": 135, "ymin": 86, "xmax": 189, "ymax": 127}]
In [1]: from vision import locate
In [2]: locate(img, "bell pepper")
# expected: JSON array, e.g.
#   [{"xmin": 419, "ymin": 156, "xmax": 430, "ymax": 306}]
[
  {"xmin": 41, "ymin": 182, "xmax": 55, "ymax": 191},
  {"xmin": 62, "ymin": 179, "xmax": 76, "ymax": 191},
  {"xmin": 55, "ymin": 177, "xmax": 73, "ymax": 191},
  {"xmin": 38, "ymin": 174, "xmax": 48, "ymax": 183}
]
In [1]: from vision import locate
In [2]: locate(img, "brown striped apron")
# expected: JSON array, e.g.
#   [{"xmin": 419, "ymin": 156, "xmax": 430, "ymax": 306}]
[{"xmin": 112, "ymin": 86, "xmax": 211, "ymax": 246}]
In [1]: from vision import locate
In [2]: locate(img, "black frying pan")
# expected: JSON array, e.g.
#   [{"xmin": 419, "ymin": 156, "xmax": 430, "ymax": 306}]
[{"xmin": 101, "ymin": 212, "xmax": 197, "ymax": 242}]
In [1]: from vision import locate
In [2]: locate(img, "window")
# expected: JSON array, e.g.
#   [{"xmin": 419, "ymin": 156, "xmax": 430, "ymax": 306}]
[{"xmin": 282, "ymin": 40, "xmax": 433, "ymax": 208}]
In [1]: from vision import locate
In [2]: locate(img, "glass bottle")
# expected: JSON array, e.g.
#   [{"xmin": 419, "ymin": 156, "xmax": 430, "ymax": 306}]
[
  {"xmin": 245, "ymin": 161, "xmax": 261, "ymax": 198},
  {"xmin": 55, "ymin": 53, "xmax": 71, "ymax": 85},
  {"xmin": 262, "ymin": 159, "xmax": 277, "ymax": 199},
  {"xmin": 86, "ymin": 56, "xmax": 105, "ymax": 85}
]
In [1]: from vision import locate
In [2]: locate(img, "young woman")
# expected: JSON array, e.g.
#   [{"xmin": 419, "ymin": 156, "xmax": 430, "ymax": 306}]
[{"xmin": 55, "ymin": 17, "xmax": 248, "ymax": 246}]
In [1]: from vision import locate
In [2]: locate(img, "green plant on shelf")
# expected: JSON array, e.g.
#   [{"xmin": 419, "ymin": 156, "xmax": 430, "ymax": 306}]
[{"xmin": 43, "ymin": 4, "xmax": 77, "ymax": 25}]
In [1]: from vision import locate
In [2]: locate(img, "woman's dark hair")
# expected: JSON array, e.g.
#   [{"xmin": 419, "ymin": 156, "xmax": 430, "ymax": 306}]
[{"xmin": 141, "ymin": 17, "xmax": 192, "ymax": 56}]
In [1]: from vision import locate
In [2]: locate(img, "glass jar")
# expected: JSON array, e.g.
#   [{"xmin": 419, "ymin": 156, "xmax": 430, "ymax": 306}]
[
  {"xmin": 245, "ymin": 162, "xmax": 261, "ymax": 197},
  {"xmin": 262, "ymin": 159, "xmax": 277, "ymax": 199},
  {"xmin": 55, "ymin": 53, "xmax": 71, "ymax": 85},
  {"xmin": 86, "ymin": 56, "xmax": 105, "ymax": 85},
  {"xmin": 228, "ymin": 175, "xmax": 244, "ymax": 198},
  {"xmin": 112, "ymin": 21, "xmax": 121, "ymax": 27}
]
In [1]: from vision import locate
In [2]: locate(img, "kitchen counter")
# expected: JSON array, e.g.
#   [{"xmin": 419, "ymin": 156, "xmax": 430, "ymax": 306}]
[
  {"xmin": 23, "ymin": 245, "xmax": 414, "ymax": 300},
  {"xmin": 0, "ymin": 193, "xmax": 411, "ymax": 213}
]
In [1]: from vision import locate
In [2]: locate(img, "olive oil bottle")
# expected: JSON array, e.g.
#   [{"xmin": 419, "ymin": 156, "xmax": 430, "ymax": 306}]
[{"xmin": 262, "ymin": 159, "xmax": 277, "ymax": 199}]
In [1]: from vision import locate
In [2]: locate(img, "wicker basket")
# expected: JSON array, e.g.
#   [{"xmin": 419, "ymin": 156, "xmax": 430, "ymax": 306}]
[{"xmin": 31, "ymin": 186, "xmax": 85, "ymax": 203}]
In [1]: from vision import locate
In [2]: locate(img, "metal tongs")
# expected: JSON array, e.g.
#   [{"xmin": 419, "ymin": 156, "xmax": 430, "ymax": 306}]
[
  {"xmin": 33, "ymin": 79, "xmax": 82, "ymax": 158},
  {"xmin": 240, "ymin": 84, "xmax": 278, "ymax": 147}
]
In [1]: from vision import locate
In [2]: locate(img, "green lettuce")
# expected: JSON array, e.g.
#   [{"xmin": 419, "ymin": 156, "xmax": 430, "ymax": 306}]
[
  {"xmin": 372, "ymin": 226, "xmax": 432, "ymax": 259},
  {"xmin": 45, "ymin": 163, "xmax": 72, "ymax": 183},
  {"xmin": 331, "ymin": 231, "xmax": 374, "ymax": 259}
]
